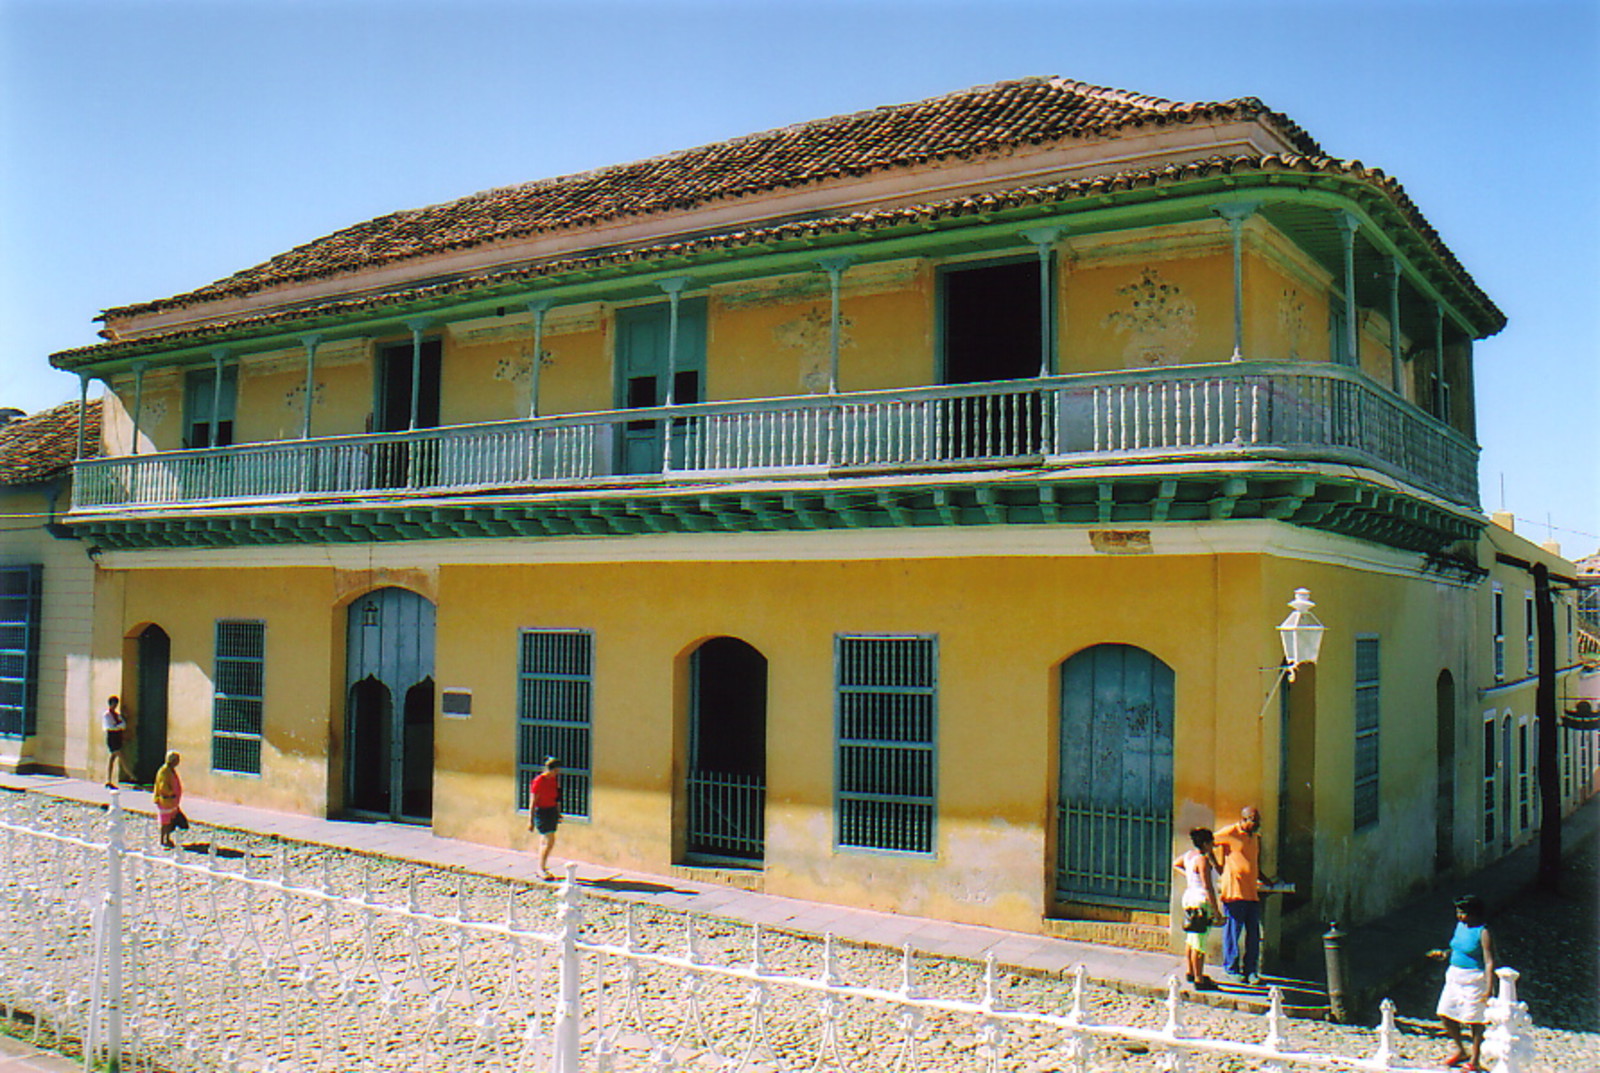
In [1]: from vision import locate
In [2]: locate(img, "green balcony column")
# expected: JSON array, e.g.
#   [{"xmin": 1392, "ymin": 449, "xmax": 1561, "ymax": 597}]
[
  {"xmin": 816, "ymin": 257, "xmax": 855, "ymax": 393},
  {"xmin": 526, "ymin": 300, "xmax": 553, "ymax": 418},
  {"xmin": 130, "ymin": 362, "xmax": 146, "ymax": 456},
  {"xmin": 658, "ymin": 278, "xmax": 691, "ymax": 406},
  {"xmin": 1020, "ymin": 227, "xmax": 1063, "ymax": 376},
  {"xmin": 1434, "ymin": 302, "xmax": 1446, "ymax": 421},
  {"xmin": 209, "ymin": 348, "xmax": 228, "ymax": 447},
  {"xmin": 299, "ymin": 333, "xmax": 322, "ymax": 439},
  {"xmin": 76, "ymin": 372, "xmax": 90, "ymax": 460},
  {"xmin": 658, "ymin": 277, "xmax": 692, "ymax": 473},
  {"xmin": 1388, "ymin": 258, "xmax": 1404, "ymax": 396},
  {"xmin": 1212, "ymin": 205, "xmax": 1257, "ymax": 362},
  {"xmin": 404, "ymin": 318, "xmax": 431, "ymax": 431},
  {"xmin": 1335, "ymin": 211, "xmax": 1360, "ymax": 367}
]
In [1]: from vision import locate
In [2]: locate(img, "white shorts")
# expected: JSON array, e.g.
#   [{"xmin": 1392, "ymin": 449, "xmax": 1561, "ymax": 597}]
[{"xmin": 1435, "ymin": 965, "xmax": 1489, "ymax": 1024}]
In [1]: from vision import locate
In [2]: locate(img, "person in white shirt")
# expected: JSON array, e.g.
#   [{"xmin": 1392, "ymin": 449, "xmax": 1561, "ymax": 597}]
[
  {"xmin": 102, "ymin": 696, "xmax": 127, "ymax": 789},
  {"xmin": 1173, "ymin": 827, "xmax": 1223, "ymax": 990}
]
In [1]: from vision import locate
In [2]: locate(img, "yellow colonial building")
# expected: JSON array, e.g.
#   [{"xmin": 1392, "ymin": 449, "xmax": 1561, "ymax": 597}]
[{"xmin": 42, "ymin": 77, "xmax": 1592, "ymax": 951}]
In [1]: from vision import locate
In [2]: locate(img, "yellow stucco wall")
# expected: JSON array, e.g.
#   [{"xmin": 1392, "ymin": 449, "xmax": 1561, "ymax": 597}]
[
  {"xmin": 101, "ymin": 564, "xmax": 341, "ymax": 817},
  {"xmin": 707, "ymin": 263, "xmax": 933, "ymax": 399},
  {"xmin": 1063, "ymin": 242, "xmax": 1235, "ymax": 372},
  {"xmin": 89, "ymin": 533, "xmax": 1491, "ymax": 935}
]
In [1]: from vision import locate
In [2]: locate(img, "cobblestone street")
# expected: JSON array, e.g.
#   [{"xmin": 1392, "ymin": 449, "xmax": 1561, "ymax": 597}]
[
  {"xmin": 2, "ymin": 788, "xmax": 1596, "ymax": 1071},
  {"xmin": 1382, "ymin": 834, "xmax": 1599, "ymax": 1035}
]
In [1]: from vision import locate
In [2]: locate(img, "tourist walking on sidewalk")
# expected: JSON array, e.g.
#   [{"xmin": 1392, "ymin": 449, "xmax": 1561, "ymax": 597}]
[
  {"xmin": 1429, "ymin": 894, "xmax": 1497, "ymax": 1070},
  {"xmin": 1214, "ymin": 805, "xmax": 1272, "ymax": 983},
  {"xmin": 102, "ymin": 696, "xmax": 127, "ymax": 789},
  {"xmin": 1174, "ymin": 827, "xmax": 1222, "ymax": 990},
  {"xmin": 153, "ymin": 751, "xmax": 184, "ymax": 849},
  {"xmin": 528, "ymin": 756, "xmax": 561, "ymax": 881}
]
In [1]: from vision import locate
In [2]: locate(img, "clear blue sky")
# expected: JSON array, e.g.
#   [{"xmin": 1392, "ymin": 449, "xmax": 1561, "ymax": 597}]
[{"xmin": 2, "ymin": 0, "xmax": 1595, "ymax": 554}]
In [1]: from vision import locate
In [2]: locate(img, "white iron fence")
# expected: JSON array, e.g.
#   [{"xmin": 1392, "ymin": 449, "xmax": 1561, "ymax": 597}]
[
  {"xmin": 70, "ymin": 362, "xmax": 1479, "ymax": 514},
  {"xmin": 0, "ymin": 794, "xmax": 1537, "ymax": 1073}
]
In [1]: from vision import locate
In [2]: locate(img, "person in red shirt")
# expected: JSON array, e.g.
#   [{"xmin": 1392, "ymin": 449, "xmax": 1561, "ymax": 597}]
[{"xmin": 528, "ymin": 756, "xmax": 562, "ymax": 881}]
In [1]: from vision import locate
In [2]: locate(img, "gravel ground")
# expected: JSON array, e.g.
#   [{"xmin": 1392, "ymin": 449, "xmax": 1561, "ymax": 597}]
[{"xmin": 2, "ymin": 793, "xmax": 1595, "ymax": 1072}]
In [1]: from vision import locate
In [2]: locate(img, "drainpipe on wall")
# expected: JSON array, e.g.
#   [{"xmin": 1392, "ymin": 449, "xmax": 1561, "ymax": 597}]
[
  {"xmin": 1334, "ymin": 211, "xmax": 1359, "ymax": 367},
  {"xmin": 130, "ymin": 362, "xmax": 146, "ymax": 456},
  {"xmin": 526, "ymin": 300, "xmax": 552, "ymax": 419},
  {"xmin": 816, "ymin": 257, "xmax": 854, "ymax": 393},
  {"xmin": 1213, "ymin": 205, "xmax": 1256, "ymax": 363},
  {"xmin": 300, "ymin": 334, "xmax": 322, "ymax": 439},
  {"xmin": 1019, "ymin": 228, "xmax": 1063, "ymax": 376}
]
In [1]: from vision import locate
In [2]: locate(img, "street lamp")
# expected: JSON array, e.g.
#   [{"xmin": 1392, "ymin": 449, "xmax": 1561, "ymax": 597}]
[{"xmin": 1277, "ymin": 588, "xmax": 1325, "ymax": 681}]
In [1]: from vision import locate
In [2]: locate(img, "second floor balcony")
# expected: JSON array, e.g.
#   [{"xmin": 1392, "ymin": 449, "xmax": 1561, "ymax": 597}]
[{"xmin": 68, "ymin": 362, "xmax": 1480, "ymax": 549}]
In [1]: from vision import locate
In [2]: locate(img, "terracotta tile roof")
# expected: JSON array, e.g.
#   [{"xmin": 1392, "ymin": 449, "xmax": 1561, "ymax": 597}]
[
  {"xmin": 54, "ymin": 151, "xmax": 1502, "ymax": 366},
  {"xmin": 0, "ymin": 399, "xmax": 102, "ymax": 486},
  {"xmin": 104, "ymin": 77, "xmax": 1321, "ymax": 319}
]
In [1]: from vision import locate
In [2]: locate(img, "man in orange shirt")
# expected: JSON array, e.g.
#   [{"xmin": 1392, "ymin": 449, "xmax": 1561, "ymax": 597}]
[{"xmin": 1214, "ymin": 805, "xmax": 1271, "ymax": 984}]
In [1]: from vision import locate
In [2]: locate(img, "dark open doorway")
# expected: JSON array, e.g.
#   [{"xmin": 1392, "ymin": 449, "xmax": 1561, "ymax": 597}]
[
  {"xmin": 373, "ymin": 338, "xmax": 442, "ymax": 487},
  {"xmin": 942, "ymin": 260, "xmax": 1042, "ymax": 385},
  {"xmin": 684, "ymin": 637, "xmax": 767, "ymax": 865},
  {"xmin": 133, "ymin": 625, "xmax": 170, "ymax": 785},
  {"xmin": 940, "ymin": 260, "xmax": 1045, "ymax": 460}
]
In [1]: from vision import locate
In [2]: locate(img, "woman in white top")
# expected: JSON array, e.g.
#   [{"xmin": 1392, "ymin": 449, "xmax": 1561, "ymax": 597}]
[
  {"xmin": 1173, "ymin": 827, "xmax": 1223, "ymax": 990},
  {"xmin": 102, "ymin": 696, "xmax": 126, "ymax": 789}
]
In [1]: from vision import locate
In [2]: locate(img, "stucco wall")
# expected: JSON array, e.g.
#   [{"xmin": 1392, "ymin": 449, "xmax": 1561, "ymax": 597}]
[{"xmin": 86, "ymin": 529, "xmax": 1508, "ymax": 936}]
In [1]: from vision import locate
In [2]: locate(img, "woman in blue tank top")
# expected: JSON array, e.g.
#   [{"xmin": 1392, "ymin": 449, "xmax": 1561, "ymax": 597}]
[{"xmin": 1428, "ymin": 894, "xmax": 1496, "ymax": 1070}]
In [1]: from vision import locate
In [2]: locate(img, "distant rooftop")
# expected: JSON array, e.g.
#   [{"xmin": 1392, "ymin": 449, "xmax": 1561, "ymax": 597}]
[{"xmin": 0, "ymin": 399, "xmax": 102, "ymax": 486}]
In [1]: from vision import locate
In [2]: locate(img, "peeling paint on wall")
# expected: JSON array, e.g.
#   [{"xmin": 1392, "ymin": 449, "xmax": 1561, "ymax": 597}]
[
  {"xmin": 772, "ymin": 309, "xmax": 854, "ymax": 393},
  {"xmin": 1278, "ymin": 289, "xmax": 1308, "ymax": 361}
]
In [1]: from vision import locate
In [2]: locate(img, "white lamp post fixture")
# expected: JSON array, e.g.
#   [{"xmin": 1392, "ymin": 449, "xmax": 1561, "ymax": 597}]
[{"xmin": 1277, "ymin": 588, "xmax": 1325, "ymax": 681}]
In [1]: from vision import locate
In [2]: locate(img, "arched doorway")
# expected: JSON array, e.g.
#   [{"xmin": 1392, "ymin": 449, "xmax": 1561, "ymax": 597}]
[
  {"xmin": 1055, "ymin": 644, "xmax": 1174, "ymax": 909},
  {"xmin": 1435, "ymin": 670, "xmax": 1456, "ymax": 871},
  {"xmin": 133, "ymin": 626, "xmax": 170, "ymax": 785},
  {"xmin": 344, "ymin": 587, "xmax": 435, "ymax": 823},
  {"xmin": 684, "ymin": 637, "xmax": 767, "ymax": 864}
]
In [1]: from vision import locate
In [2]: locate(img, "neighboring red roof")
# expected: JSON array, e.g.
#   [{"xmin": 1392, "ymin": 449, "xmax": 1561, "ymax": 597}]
[
  {"xmin": 0, "ymin": 399, "xmax": 102, "ymax": 486},
  {"xmin": 104, "ymin": 77, "xmax": 1321, "ymax": 319},
  {"xmin": 53, "ymin": 151, "xmax": 1503, "ymax": 366}
]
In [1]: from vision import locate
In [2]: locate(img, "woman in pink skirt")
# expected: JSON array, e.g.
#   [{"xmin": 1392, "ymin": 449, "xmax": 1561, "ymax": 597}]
[{"xmin": 153, "ymin": 751, "xmax": 183, "ymax": 849}]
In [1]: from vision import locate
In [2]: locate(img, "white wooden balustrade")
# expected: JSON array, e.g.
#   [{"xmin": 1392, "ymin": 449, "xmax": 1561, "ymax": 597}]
[{"xmin": 70, "ymin": 363, "xmax": 1479, "ymax": 515}]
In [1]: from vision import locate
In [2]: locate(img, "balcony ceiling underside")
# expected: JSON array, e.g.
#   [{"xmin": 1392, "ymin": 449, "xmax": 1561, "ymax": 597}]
[{"xmin": 71, "ymin": 468, "xmax": 1480, "ymax": 555}]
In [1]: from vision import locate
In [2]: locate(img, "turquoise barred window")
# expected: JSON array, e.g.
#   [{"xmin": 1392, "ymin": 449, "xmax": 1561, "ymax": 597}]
[
  {"xmin": 0, "ymin": 565, "xmax": 42, "ymax": 739},
  {"xmin": 212, "ymin": 620, "xmax": 265, "ymax": 774},
  {"xmin": 1353, "ymin": 636, "xmax": 1381, "ymax": 830},
  {"xmin": 516, "ymin": 629, "xmax": 592, "ymax": 819},
  {"xmin": 835, "ymin": 634, "xmax": 937, "ymax": 855}
]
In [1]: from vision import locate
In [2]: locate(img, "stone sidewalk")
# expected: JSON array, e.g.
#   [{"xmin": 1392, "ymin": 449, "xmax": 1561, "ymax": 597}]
[{"xmin": 3, "ymin": 771, "xmax": 1593, "ymax": 1030}]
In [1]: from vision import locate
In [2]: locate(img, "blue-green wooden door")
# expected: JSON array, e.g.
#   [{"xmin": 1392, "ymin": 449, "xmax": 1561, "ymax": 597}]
[
  {"xmin": 616, "ymin": 299, "xmax": 706, "ymax": 473},
  {"xmin": 1056, "ymin": 644, "xmax": 1174, "ymax": 908},
  {"xmin": 345, "ymin": 587, "xmax": 436, "ymax": 823}
]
